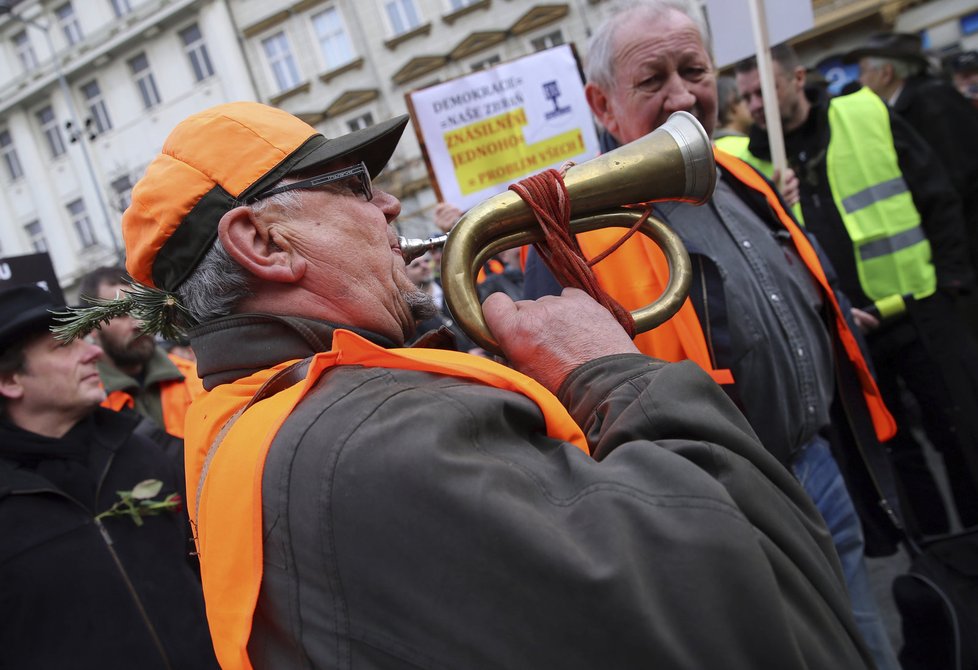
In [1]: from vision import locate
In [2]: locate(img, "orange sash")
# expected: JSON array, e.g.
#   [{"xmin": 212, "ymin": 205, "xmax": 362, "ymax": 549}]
[{"xmin": 185, "ymin": 329, "xmax": 589, "ymax": 669}]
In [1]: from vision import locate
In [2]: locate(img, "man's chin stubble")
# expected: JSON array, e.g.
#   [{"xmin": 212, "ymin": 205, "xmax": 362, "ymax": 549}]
[{"xmin": 402, "ymin": 287, "xmax": 439, "ymax": 321}]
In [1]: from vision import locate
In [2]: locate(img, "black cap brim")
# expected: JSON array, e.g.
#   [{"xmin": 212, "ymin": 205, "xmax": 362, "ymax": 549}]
[{"xmin": 289, "ymin": 114, "xmax": 409, "ymax": 179}]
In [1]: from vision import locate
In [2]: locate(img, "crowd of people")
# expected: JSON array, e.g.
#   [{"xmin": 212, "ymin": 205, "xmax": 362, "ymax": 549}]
[{"xmin": 2, "ymin": 0, "xmax": 977, "ymax": 667}]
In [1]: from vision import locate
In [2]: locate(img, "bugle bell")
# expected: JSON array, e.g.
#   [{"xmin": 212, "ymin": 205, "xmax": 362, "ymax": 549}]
[{"xmin": 401, "ymin": 111, "xmax": 717, "ymax": 354}]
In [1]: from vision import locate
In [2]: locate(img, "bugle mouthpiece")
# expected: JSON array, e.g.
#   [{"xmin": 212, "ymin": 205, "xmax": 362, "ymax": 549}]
[{"xmin": 398, "ymin": 234, "xmax": 448, "ymax": 263}]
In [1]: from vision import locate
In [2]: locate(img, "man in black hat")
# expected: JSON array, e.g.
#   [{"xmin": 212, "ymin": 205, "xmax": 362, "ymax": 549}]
[
  {"xmin": 0, "ymin": 284, "xmax": 217, "ymax": 668},
  {"xmin": 846, "ymin": 33, "xmax": 978, "ymax": 285}
]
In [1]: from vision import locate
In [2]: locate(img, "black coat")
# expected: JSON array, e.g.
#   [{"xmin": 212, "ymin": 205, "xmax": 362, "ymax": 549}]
[
  {"xmin": 893, "ymin": 75, "xmax": 978, "ymax": 265},
  {"xmin": 0, "ymin": 408, "xmax": 217, "ymax": 670}
]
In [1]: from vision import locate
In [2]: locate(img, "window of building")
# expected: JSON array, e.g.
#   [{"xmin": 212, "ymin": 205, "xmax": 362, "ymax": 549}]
[
  {"xmin": 110, "ymin": 0, "xmax": 132, "ymax": 18},
  {"xmin": 13, "ymin": 31, "xmax": 38, "ymax": 71},
  {"xmin": 111, "ymin": 174, "xmax": 133, "ymax": 212},
  {"xmin": 128, "ymin": 53, "xmax": 162, "ymax": 109},
  {"xmin": 385, "ymin": 0, "xmax": 422, "ymax": 35},
  {"xmin": 25, "ymin": 220, "xmax": 47, "ymax": 253},
  {"xmin": 311, "ymin": 7, "xmax": 355, "ymax": 71},
  {"xmin": 55, "ymin": 3, "xmax": 83, "ymax": 46},
  {"xmin": 530, "ymin": 30, "xmax": 564, "ymax": 52},
  {"xmin": 449, "ymin": 0, "xmax": 480, "ymax": 10},
  {"xmin": 67, "ymin": 198, "xmax": 97, "ymax": 248},
  {"xmin": 37, "ymin": 106, "xmax": 66, "ymax": 158},
  {"xmin": 470, "ymin": 54, "xmax": 501, "ymax": 71},
  {"xmin": 261, "ymin": 31, "xmax": 301, "ymax": 92},
  {"xmin": 0, "ymin": 130, "xmax": 24, "ymax": 181},
  {"xmin": 347, "ymin": 112, "xmax": 375, "ymax": 132},
  {"xmin": 179, "ymin": 24, "xmax": 214, "ymax": 82},
  {"xmin": 81, "ymin": 80, "xmax": 113, "ymax": 134}
]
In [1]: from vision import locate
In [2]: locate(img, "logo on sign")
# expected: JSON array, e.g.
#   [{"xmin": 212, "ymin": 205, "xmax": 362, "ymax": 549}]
[{"xmin": 542, "ymin": 81, "xmax": 570, "ymax": 119}]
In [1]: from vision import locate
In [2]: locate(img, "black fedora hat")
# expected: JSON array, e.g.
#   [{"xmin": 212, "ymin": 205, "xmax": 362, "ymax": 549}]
[
  {"xmin": 0, "ymin": 285, "xmax": 64, "ymax": 351},
  {"xmin": 843, "ymin": 32, "xmax": 929, "ymax": 67}
]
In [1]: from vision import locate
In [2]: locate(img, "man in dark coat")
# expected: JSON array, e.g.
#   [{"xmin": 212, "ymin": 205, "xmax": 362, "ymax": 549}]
[{"xmin": 0, "ymin": 285, "xmax": 217, "ymax": 669}]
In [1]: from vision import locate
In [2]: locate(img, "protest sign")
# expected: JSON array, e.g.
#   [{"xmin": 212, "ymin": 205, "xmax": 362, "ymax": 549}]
[
  {"xmin": 407, "ymin": 44, "xmax": 600, "ymax": 211},
  {"xmin": 704, "ymin": 0, "xmax": 814, "ymax": 68}
]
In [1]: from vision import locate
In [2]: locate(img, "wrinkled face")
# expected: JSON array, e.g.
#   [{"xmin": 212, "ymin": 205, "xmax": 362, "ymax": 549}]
[
  {"xmin": 6, "ymin": 333, "xmax": 105, "ymax": 425},
  {"xmin": 91, "ymin": 281, "xmax": 156, "ymax": 370},
  {"xmin": 264, "ymin": 163, "xmax": 434, "ymax": 343},
  {"xmin": 590, "ymin": 8, "xmax": 717, "ymax": 143},
  {"xmin": 735, "ymin": 61, "xmax": 806, "ymax": 131}
]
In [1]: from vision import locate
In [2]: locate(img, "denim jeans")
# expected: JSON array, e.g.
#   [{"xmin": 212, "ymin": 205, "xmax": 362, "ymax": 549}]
[{"xmin": 792, "ymin": 435, "xmax": 900, "ymax": 670}]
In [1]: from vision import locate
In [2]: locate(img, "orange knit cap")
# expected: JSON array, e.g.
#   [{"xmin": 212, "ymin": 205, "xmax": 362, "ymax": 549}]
[{"xmin": 122, "ymin": 101, "xmax": 408, "ymax": 292}]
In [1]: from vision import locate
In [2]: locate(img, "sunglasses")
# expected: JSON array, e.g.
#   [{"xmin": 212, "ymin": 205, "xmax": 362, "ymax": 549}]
[{"xmin": 247, "ymin": 161, "xmax": 372, "ymax": 203}]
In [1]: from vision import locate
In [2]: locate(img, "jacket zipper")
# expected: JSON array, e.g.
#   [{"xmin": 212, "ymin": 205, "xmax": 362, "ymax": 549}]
[
  {"xmin": 94, "ymin": 517, "xmax": 174, "ymax": 670},
  {"xmin": 10, "ymin": 474, "xmax": 175, "ymax": 668},
  {"xmin": 90, "ymin": 447, "xmax": 175, "ymax": 670}
]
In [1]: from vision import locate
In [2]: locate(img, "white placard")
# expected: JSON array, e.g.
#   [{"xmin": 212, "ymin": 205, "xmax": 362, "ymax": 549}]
[
  {"xmin": 407, "ymin": 44, "xmax": 600, "ymax": 211},
  {"xmin": 704, "ymin": 0, "xmax": 815, "ymax": 68}
]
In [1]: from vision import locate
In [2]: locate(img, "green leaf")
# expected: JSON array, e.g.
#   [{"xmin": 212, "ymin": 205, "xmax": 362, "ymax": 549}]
[{"xmin": 130, "ymin": 479, "xmax": 164, "ymax": 500}]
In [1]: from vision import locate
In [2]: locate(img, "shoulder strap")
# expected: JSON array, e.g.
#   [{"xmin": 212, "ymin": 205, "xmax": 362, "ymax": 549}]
[{"xmin": 194, "ymin": 358, "xmax": 313, "ymax": 535}]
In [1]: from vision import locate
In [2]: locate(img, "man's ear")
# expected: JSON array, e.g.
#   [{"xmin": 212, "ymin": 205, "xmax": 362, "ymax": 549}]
[
  {"xmin": 0, "ymin": 372, "xmax": 24, "ymax": 402},
  {"xmin": 586, "ymin": 82, "xmax": 619, "ymax": 138},
  {"xmin": 218, "ymin": 205, "xmax": 305, "ymax": 283}
]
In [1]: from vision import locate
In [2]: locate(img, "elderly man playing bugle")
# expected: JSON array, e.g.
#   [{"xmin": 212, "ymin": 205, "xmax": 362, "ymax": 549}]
[{"xmin": 58, "ymin": 99, "xmax": 872, "ymax": 669}]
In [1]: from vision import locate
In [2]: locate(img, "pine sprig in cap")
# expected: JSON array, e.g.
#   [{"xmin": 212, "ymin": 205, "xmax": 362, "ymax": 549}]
[{"xmin": 52, "ymin": 279, "xmax": 194, "ymax": 343}]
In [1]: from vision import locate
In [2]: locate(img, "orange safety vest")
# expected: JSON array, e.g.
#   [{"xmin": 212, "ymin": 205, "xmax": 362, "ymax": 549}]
[
  {"xmin": 185, "ymin": 329, "xmax": 589, "ymax": 670},
  {"xmin": 101, "ymin": 353, "xmax": 204, "ymax": 438},
  {"xmin": 577, "ymin": 148, "xmax": 895, "ymax": 442}
]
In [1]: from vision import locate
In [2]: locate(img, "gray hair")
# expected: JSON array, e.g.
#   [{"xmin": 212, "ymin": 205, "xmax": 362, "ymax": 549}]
[
  {"xmin": 585, "ymin": 0, "xmax": 713, "ymax": 91},
  {"xmin": 864, "ymin": 56, "xmax": 923, "ymax": 80},
  {"xmin": 176, "ymin": 189, "xmax": 304, "ymax": 323}
]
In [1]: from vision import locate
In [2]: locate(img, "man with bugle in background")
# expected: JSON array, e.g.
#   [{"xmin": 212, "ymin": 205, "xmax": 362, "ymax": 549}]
[
  {"xmin": 56, "ymin": 97, "xmax": 871, "ymax": 668},
  {"xmin": 524, "ymin": 2, "xmax": 901, "ymax": 669}
]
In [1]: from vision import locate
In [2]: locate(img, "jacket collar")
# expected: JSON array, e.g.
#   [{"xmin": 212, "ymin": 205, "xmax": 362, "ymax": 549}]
[
  {"xmin": 0, "ymin": 407, "xmax": 137, "ymax": 497},
  {"xmin": 189, "ymin": 313, "xmax": 397, "ymax": 390}
]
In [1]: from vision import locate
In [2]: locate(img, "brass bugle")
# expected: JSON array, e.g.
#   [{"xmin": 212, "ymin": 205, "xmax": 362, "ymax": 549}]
[{"xmin": 407, "ymin": 111, "xmax": 717, "ymax": 354}]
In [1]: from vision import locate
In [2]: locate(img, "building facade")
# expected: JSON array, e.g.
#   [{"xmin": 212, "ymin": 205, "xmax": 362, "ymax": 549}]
[
  {"xmin": 1, "ymin": 0, "xmax": 975, "ymax": 292},
  {"xmin": 0, "ymin": 0, "xmax": 255, "ymax": 294}
]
